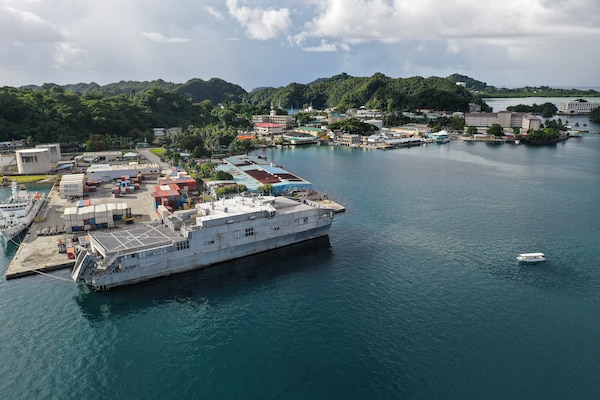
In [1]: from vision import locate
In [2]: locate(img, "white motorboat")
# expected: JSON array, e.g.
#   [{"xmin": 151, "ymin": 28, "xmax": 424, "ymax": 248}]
[{"xmin": 517, "ymin": 252, "xmax": 546, "ymax": 263}]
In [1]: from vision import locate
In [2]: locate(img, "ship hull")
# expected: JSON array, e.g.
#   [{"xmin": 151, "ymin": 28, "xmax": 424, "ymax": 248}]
[
  {"xmin": 91, "ymin": 227, "xmax": 330, "ymax": 290},
  {"xmin": 0, "ymin": 189, "xmax": 45, "ymax": 243},
  {"xmin": 73, "ymin": 195, "xmax": 335, "ymax": 291}
]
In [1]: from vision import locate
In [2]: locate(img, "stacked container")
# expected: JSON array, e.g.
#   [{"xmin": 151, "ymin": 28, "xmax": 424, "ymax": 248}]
[
  {"xmin": 59, "ymin": 173, "xmax": 85, "ymax": 198},
  {"xmin": 63, "ymin": 202, "xmax": 127, "ymax": 233}
]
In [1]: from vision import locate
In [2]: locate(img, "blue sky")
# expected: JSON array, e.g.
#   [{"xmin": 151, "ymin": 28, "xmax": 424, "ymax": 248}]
[{"xmin": 1, "ymin": 0, "xmax": 599, "ymax": 91}]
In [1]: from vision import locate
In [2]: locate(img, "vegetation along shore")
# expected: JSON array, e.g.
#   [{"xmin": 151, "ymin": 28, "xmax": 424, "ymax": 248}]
[{"xmin": 1, "ymin": 73, "xmax": 599, "ymax": 168}]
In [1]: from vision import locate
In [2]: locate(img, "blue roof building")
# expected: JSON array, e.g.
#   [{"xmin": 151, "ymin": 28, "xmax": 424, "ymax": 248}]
[{"xmin": 216, "ymin": 155, "xmax": 312, "ymax": 194}]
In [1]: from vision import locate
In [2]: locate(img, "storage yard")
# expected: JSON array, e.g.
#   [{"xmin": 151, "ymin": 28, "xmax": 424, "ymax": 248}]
[
  {"xmin": 4, "ymin": 150, "xmax": 345, "ymax": 281},
  {"xmin": 5, "ymin": 177, "xmax": 159, "ymax": 279}
]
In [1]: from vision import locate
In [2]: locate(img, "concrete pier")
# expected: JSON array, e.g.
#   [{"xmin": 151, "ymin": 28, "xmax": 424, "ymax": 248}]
[{"xmin": 5, "ymin": 179, "xmax": 159, "ymax": 280}]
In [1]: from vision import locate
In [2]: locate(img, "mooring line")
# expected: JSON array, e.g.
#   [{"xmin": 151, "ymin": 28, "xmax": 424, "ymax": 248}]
[{"xmin": 31, "ymin": 268, "xmax": 73, "ymax": 283}]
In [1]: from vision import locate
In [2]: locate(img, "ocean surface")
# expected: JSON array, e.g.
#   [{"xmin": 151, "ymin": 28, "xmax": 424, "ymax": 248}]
[{"xmin": 2, "ymin": 130, "xmax": 600, "ymax": 399}]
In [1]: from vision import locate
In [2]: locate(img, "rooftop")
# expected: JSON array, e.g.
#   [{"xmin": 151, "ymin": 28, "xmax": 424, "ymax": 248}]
[{"xmin": 217, "ymin": 155, "xmax": 312, "ymax": 193}]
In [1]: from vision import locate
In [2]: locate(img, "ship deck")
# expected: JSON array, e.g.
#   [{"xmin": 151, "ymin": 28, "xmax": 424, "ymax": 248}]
[{"xmin": 92, "ymin": 224, "xmax": 182, "ymax": 257}]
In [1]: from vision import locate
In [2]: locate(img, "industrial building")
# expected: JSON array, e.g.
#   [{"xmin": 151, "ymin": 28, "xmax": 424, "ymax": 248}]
[
  {"xmin": 16, "ymin": 148, "xmax": 51, "ymax": 174},
  {"xmin": 215, "ymin": 155, "xmax": 312, "ymax": 195},
  {"xmin": 36, "ymin": 143, "xmax": 62, "ymax": 163},
  {"xmin": 86, "ymin": 163, "xmax": 161, "ymax": 182}
]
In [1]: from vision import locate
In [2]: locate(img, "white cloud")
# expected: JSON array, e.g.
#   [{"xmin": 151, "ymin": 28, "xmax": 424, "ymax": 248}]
[
  {"xmin": 302, "ymin": 40, "xmax": 339, "ymax": 52},
  {"xmin": 140, "ymin": 31, "xmax": 190, "ymax": 44},
  {"xmin": 296, "ymin": 0, "xmax": 600, "ymax": 45},
  {"xmin": 0, "ymin": 0, "xmax": 599, "ymax": 88},
  {"xmin": 0, "ymin": 5, "xmax": 64, "ymax": 42},
  {"xmin": 206, "ymin": 6, "xmax": 224, "ymax": 21},
  {"xmin": 226, "ymin": 0, "xmax": 292, "ymax": 40},
  {"xmin": 54, "ymin": 41, "xmax": 84, "ymax": 68}
]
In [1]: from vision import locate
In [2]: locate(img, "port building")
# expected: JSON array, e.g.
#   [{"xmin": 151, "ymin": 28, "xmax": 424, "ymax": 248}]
[
  {"xmin": 86, "ymin": 163, "xmax": 162, "ymax": 182},
  {"xmin": 214, "ymin": 155, "xmax": 312, "ymax": 195},
  {"xmin": 35, "ymin": 143, "xmax": 61, "ymax": 163},
  {"xmin": 16, "ymin": 148, "xmax": 51, "ymax": 174}
]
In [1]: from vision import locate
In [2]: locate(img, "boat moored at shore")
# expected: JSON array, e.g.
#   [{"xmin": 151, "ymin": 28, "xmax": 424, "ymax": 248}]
[
  {"xmin": 72, "ymin": 195, "xmax": 334, "ymax": 290},
  {"xmin": 0, "ymin": 181, "xmax": 45, "ymax": 242}
]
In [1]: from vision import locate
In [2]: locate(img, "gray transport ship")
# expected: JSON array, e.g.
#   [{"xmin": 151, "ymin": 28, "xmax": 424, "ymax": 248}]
[{"xmin": 72, "ymin": 195, "xmax": 334, "ymax": 290}]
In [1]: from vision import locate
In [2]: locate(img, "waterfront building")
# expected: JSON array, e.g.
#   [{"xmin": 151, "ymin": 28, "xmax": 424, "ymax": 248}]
[
  {"xmin": 558, "ymin": 100, "xmax": 600, "ymax": 114},
  {"xmin": 216, "ymin": 155, "xmax": 312, "ymax": 194},
  {"xmin": 339, "ymin": 134, "xmax": 361, "ymax": 146},
  {"xmin": 466, "ymin": 112, "xmax": 541, "ymax": 130},
  {"xmin": 254, "ymin": 122, "xmax": 285, "ymax": 136},
  {"xmin": 522, "ymin": 115, "xmax": 541, "ymax": 131},
  {"xmin": 292, "ymin": 126, "xmax": 324, "ymax": 137}
]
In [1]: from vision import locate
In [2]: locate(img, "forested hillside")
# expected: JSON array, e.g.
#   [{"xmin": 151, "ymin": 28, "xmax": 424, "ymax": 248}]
[
  {"xmin": 2, "ymin": 72, "xmax": 487, "ymax": 148},
  {"xmin": 247, "ymin": 72, "xmax": 477, "ymax": 112}
]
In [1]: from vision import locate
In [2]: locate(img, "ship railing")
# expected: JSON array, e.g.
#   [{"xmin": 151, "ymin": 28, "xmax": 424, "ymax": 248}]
[{"xmin": 97, "ymin": 254, "xmax": 121, "ymax": 276}]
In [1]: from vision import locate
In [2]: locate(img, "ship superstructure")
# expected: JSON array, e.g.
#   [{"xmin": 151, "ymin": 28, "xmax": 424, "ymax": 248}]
[
  {"xmin": 72, "ymin": 195, "xmax": 334, "ymax": 290},
  {"xmin": 0, "ymin": 181, "xmax": 45, "ymax": 242}
]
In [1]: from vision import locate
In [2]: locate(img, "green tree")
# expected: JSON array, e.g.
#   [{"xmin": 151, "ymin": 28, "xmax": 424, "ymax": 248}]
[
  {"xmin": 589, "ymin": 106, "xmax": 600, "ymax": 123},
  {"xmin": 295, "ymin": 112, "xmax": 313, "ymax": 126},
  {"xmin": 327, "ymin": 118, "xmax": 379, "ymax": 135},
  {"xmin": 199, "ymin": 162, "xmax": 216, "ymax": 178},
  {"xmin": 259, "ymin": 184, "xmax": 273, "ymax": 195},
  {"xmin": 487, "ymin": 124, "xmax": 504, "ymax": 137},
  {"xmin": 85, "ymin": 134, "xmax": 112, "ymax": 151},
  {"xmin": 450, "ymin": 116, "xmax": 466, "ymax": 131},
  {"xmin": 213, "ymin": 170, "xmax": 233, "ymax": 180}
]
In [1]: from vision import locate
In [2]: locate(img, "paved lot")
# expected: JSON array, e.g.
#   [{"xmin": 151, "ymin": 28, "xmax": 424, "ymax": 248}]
[{"xmin": 6, "ymin": 177, "xmax": 161, "ymax": 279}]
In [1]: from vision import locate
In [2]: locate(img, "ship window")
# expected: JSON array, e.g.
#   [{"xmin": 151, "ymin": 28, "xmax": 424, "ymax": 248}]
[
  {"xmin": 234, "ymin": 230, "xmax": 241, "ymax": 239},
  {"xmin": 270, "ymin": 224, "xmax": 279, "ymax": 231},
  {"xmin": 204, "ymin": 240, "xmax": 215, "ymax": 245},
  {"xmin": 298, "ymin": 217, "xmax": 308, "ymax": 225},
  {"xmin": 245, "ymin": 227, "xmax": 255, "ymax": 237},
  {"xmin": 284, "ymin": 221, "xmax": 290, "ymax": 226},
  {"xmin": 176, "ymin": 241, "xmax": 189, "ymax": 250}
]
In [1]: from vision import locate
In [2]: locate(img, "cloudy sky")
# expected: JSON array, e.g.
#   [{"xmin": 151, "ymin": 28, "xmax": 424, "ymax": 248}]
[{"xmin": 1, "ymin": 0, "xmax": 599, "ymax": 91}]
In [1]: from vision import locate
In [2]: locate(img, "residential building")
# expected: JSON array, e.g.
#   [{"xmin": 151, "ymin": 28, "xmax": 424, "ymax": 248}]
[
  {"xmin": 252, "ymin": 109, "xmax": 295, "ymax": 129},
  {"xmin": 339, "ymin": 134, "xmax": 361, "ymax": 146},
  {"xmin": 466, "ymin": 112, "xmax": 541, "ymax": 131},
  {"xmin": 558, "ymin": 100, "xmax": 600, "ymax": 114},
  {"xmin": 254, "ymin": 122, "xmax": 284, "ymax": 136}
]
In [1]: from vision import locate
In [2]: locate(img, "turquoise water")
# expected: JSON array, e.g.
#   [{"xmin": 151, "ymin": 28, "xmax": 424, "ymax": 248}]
[{"xmin": 1, "ymin": 138, "xmax": 600, "ymax": 399}]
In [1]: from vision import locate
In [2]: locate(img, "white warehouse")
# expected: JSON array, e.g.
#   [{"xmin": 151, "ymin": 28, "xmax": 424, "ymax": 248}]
[
  {"xmin": 36, "ymin": 143, "xmax": 62, "ymax": 163},
  {"xmin": 16, "ymin": 148, "xmax": 51, "ymax": 174},
  {"xmin": 86, "ymin": 163, "xmax": 162, "ymax": 182}
]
